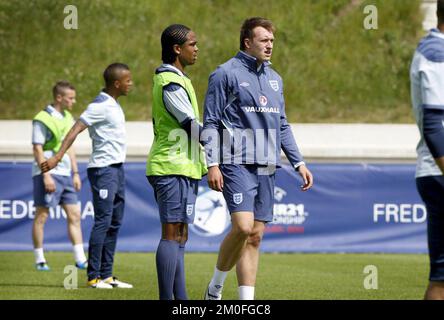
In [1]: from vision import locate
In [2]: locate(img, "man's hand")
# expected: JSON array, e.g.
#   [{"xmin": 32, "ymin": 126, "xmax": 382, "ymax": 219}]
[
  {"xmin": 297, "ymin": 164, "xmax": 313, "ymax": 191},
  {"xmin": 72, "ymin": 173, "xmax": 81, "ymax": 192},
  {"xmin": 43, "ymin": 174, "xmax": 56, "ymax": 193},
  {"xmin": 40, "ymin": 156, "xmax": 60, "ymax": 173},
  {"xmin": 40, "ymin": 120, "xmax": 88, "ymax": 174},
  {"xmin": 207, "ymin": 165, "xmax": 224, "ymax": 192}
]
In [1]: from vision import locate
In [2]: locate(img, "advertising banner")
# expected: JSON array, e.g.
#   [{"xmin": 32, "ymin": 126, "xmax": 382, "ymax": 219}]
[{"xmin": 0, "ymin": 162, "xmax": 427, "ymax": 253}]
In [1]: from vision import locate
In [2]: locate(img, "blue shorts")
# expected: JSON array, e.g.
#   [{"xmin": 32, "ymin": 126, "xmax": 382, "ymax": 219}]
[
  {"xmin": 33, "ymin": 174, "xmax": 78, "ymax": 208},
  {"xmin": 220, "ymin": 164, "xmax": 275, "ymax": 222},
  {"xmin": 416, "ymin": 175, "xmax": 444, "ymax": 282},
  {"xmin": 147, "ymin": 175, "xmax": 198, "ymax": 224}
]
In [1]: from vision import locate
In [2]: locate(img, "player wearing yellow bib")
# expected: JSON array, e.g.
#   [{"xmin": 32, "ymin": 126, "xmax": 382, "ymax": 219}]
[
  {"xmin": 146, "ymin": 24, "xmax": 206, "ymax": 300},
  {"xmin": 32, "ymin": 81, "xmax": 87, "ymax": 271}
]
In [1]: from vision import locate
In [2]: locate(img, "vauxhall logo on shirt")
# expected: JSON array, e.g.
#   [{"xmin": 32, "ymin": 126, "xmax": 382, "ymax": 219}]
[
  {"xmin": 242, "ymin": 105, "xmax": 279, "ymax": 113},
  {"xmin": 241, "ymin": 95, "xmax": 279, "ymax": 113},
  {"xmin": 242, "ymin": 106, "xmax": 280, "ymax": 113}
]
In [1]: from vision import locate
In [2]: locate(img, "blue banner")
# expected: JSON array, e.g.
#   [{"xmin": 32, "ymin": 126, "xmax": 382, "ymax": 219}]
[{"xmin": 0, "ymin": 162, "xmax": 427, "ymax": 253}]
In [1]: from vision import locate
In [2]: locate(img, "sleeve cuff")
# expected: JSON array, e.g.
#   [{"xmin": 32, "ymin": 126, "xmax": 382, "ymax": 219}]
[
  {"xmin": 207, "ymin": 163, "xmax": 219, "ymax": 167},
  {"xmin": 79, "ymin": 116, "xmax": 91, "ymax": 127},
  {"xmin": 294, "ymin": 161, "xmax": 305, "ymax": 170}
]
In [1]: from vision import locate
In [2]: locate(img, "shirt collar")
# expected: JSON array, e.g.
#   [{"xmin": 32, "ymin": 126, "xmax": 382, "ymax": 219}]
[
  {"xmin": 161, "ymin": 63, "xmax": 185, "ymax": 77},
  {"xmin": 430, "ymin": 28, "xmax": 444, "ymax": 40},
  {"xmin": 45, "ymin": 104, "xmax": 64, "ymax": 119},
  {"xmin": 100, "ymin": 90, "xmax": 120, "ymax": 106},
  {"xmin": 237, "ymin": 51, "xmax": 271, "ymax": 73}
]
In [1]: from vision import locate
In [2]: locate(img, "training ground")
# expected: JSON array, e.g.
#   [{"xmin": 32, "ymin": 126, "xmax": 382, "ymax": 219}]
[{"xmin": 0, "ymin": 252, "xmax": 428, "ymax": 300}]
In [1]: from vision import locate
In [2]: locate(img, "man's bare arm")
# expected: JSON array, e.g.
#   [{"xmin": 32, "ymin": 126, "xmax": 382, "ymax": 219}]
[
  {"xmin": 67, "ymin": 145, "xmax": 82, "ymax": 191},
  {"xmin": 33, "ymin": 144, "xmax": 47, "ymax": 170},
  {"xmin": 33, "ymin": 144, "xmax": 56, "ymax": 193},
  {"xmin": 67, "ymin": 146, "xmax": 79, "ymax": 175}
]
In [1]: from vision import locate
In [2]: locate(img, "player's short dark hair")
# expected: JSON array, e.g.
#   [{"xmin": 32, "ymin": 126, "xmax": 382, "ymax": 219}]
[
  {"xmin": 161, "ymin": 24, "xmax": 191, "ymax": 64},
  {"xmin": 52, "ymin": 80, "xmax": 75, "ymax": 99},
  {"xmin": 240, "ymin": 17, "xmax": 275, "ymax": 51},
  {"xmin": 103, "ymin": 63, "xmax": 130, "ymax": 88},
  {"xmin": 438, "ymin": 0, "xmax": 444, "ymax": 24}
]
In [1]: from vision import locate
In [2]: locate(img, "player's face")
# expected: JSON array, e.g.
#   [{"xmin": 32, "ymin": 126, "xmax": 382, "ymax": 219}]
[
  {"xmin": 178, "ymin": 31, "xmax": 198, "ymax": 66},
  {"xmin": 117, "ymin": 70, "xmax": 133, "ymax": 96},
  {"xmin": 245, "ymin": 26, "xmax": 274, "ymax": 63},
  {"xmin": 58, "ymin": 89, "xmax": 76, "ymax": 111}
]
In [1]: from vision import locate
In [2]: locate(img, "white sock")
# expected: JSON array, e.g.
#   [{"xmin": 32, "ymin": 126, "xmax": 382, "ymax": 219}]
[
  {"xmin": 209, "ymin": 267, "xmax": 228, "ymax": 293},
  {"xmin": 73, "ymin": 243, "xmax": 87, "ymax": 264},
  {"xmin": 34, "ymin": 248, "xmax": 46, "ymax": 264},
  {"xmin": 238, "ymin": 286, "xmax": 255, "ymax": 300}
]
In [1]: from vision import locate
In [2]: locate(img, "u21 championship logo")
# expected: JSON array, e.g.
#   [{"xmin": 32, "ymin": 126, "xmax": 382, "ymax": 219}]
[
  {"xmin": 270, "ymin": 186, "xmax": 308, "ymax": 233},
  {"xmin": 259, "ymin": 95, "xmax": 268, "ymax": 106},
  {"xmin": 190, "ymin": 187, "xmax": 231, "ymax": 237}
]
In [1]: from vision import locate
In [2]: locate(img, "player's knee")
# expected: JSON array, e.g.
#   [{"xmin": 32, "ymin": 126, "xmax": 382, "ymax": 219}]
[
  {"xmin": 34, "ymin": 210, "xmax": 49, "ymax": 224},
  {"xmin": 92, "ymin": 217, "xmax": 113, "ymax": 233},
  {"xmin": 171, "ymin": 233, "xmax": 180, "ymax": 242},
  {"xmin": 109, "ymin": 218, "xmax": 122, "ymax": 230},
  {"xmin": 247, "ymin": 233, "xmax": 263, "ymax": 248},
  {"xmin": 162, "ymin": 223, "xmax": 182, "ymax": 242},
  {"xmin": 180, "ymin": 234, "xmax": 188, "ymax": 245},
  {"xmin": 233, "ymin": 224, "xmax": 253, "ymax": 238},
  {"xmin": 35, "ymin": 215, "xmax": 48, "ymax": 225},
  {"xmin": 67, "ymin": 211, "xmax": 81, "ymax": 226},
  {"xmin": 180, "ymin": 228, "xmax": 188, "ymax": 244}
]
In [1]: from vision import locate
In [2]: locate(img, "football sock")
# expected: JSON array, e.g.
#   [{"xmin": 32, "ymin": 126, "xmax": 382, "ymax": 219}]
[
  {"xmin": 34, "ymin": 248, "xmax": 46, "ymax": 264},
  {"xmin": 173, "ymin": 244, "xmax": 188, "ymax": 300},
  {"xmin": 73, "ymin": 243, "xmax": 87, "ymax": 264},
  {"xmin": 156, "ymin": 239, "xmax": 179, "ymax": 300},
  {"xmin": 238, "ymin": 285, "xmax": 255, "ymax": 300},
  {"xmin": 209, "ymin": 266, "xmax": 227, "ymax": 294}
]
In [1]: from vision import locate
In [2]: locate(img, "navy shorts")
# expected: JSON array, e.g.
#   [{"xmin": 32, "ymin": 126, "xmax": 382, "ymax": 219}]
[
  {"xmin": 33, "ymin": 174, "xmax": 78, "ymax": 208},
  {"xmin": 147, "ymin": 175, "xmax": 198, "ymax": 224},
  {"xmin": 416, "ymin": 175, "xmax": 444, "ymax": 281},
  {"xmin": 220, "ymin": 164, "xmax": 275, "ymax": 222}
]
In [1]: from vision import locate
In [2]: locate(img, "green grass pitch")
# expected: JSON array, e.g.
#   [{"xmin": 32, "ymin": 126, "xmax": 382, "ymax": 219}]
[{"xmin": 0, "ymin": 252, "xmax": 428, "ymax": 300}]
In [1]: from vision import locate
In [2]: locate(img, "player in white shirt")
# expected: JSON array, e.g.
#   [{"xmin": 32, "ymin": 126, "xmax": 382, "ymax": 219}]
[{"xmin": 41, "ymin": 64, "xmax": 133, "ymax": 289}]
